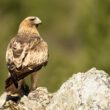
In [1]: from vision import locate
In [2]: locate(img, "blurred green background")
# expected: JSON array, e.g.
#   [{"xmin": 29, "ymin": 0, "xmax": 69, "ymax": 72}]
[{"xmin": 0, "ymin": 0, "xmax": 110, "ymax": 94}]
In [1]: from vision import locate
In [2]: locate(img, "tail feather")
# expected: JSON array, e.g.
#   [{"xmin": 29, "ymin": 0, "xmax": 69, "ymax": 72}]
[
  {"xmin": 5, "ymin": 79, "xmax": 30, "ymax": 103},
  {"xmin": 8, "ymin": 67, "xmax": 18, "ymax": 88},
  {"xmin": 5, "ymin": 77, "xmax": 13, "ymax": 89},
  {"xmin": 5, "ymin": 63, "xmax": 44, "ymax": 89},
  {"xmin": 10, "ymin": 73, "xmax": 18, "ymax": 88}
]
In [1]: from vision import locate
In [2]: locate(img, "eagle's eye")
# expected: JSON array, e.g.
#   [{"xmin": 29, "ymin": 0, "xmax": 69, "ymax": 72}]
[{"xmin": 30, "ymin": 18, "xmax": 35, "ymax": 21}]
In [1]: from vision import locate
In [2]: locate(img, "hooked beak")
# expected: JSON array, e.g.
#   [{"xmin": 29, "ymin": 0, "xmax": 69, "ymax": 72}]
[{"xmin": 35, "ymin": 17, "xmax": 42, "ymax": 25}]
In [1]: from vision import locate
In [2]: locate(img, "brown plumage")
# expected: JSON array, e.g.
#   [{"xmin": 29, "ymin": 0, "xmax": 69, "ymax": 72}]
[
  {"xmin": 5, "ymin": 16, "xmax": 48, "ymax": 95},
  {"xmin": 5, "ymin": 79, "xmax": 29, "ymax": 96}
]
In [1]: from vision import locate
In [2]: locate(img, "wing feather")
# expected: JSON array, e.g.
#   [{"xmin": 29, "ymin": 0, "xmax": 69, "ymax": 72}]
[{"xmin": 6, "ymin": 35, "xmax": 48, "ymax": 88}]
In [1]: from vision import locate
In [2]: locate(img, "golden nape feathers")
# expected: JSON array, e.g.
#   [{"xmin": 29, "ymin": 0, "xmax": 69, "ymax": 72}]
[
  {"xmin": 5, "ymin": 16, "xmax": 49, "ymax": 96},
  {"xmin": 18, "ymin": 16, "xmax": 42, "ymax": 36}
]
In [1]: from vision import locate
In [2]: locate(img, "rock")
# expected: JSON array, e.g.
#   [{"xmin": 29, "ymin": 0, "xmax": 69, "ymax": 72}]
[
  {"xmin": 46, "ymin": 68, "xmax": 110, "ymax": 110},
  {"xmin": 1, "ymin": 87, "xmax": 53, "ymax": 110},
  {"xmin": 20, "ymin": 87, "xmax": 53, "ymax": 110},
  {"xmin": 0, "ymin": 68, "xmax": 110, "ymax": 110},
  {"xmin": 3, "ymin": 100, "xmax": 23, "ymax": 110},
  {"xmin": 0, "ymin": 93, "xmax": 7, "ymax": 108}
]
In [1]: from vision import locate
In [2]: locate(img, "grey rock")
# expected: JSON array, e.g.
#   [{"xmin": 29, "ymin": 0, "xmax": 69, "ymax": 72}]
[
  {"xmin": 20, "ymin": 87, "xmax": 53, "ymax": 110},
  {"xmin": 46, "ymin": 68, "xmax": 110, "ymax": 110},
  {"xmin": 0, "ymin": 93, "xmax": 7, "ymax": 108},
  {"xmin": 0, "ymin": 68, "xmax": 110, "ymax": 110}
]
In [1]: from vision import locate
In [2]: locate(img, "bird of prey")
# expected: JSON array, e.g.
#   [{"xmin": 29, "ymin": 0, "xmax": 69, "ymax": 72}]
[{"xmin": 5, "ymin": 16, "xmax": 48, "ymax": 96}]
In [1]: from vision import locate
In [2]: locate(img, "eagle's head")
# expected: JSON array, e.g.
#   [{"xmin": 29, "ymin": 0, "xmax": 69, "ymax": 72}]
[
  {"xmin": 20, "ymin": 16, "xmax": 42, "ymax": 27},
  {"xmin": 18, "ymin": 16, "xmax": 42, "ymax": 35}
]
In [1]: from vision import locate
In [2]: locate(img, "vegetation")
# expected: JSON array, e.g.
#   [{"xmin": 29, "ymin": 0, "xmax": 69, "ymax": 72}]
[{"xmin": 0, "ymin": 0, "xmax": 110, "ymax": 94}]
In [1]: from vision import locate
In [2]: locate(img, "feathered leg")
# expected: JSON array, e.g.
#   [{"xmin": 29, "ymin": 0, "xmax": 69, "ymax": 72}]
[{"xmin": 30, "ymin": 72, "xmax": 38, "ymax": 91}]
